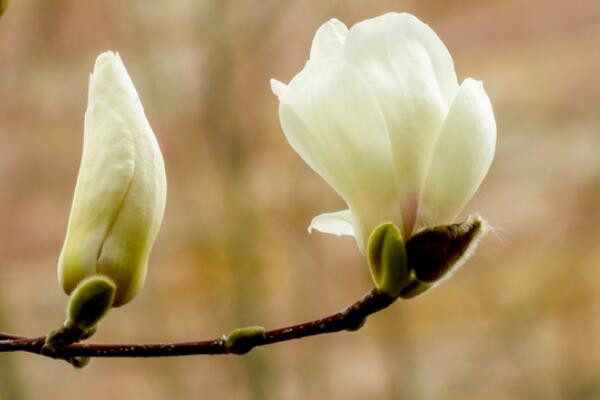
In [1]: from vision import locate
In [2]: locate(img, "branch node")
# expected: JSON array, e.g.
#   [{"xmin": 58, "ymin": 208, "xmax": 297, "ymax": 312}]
[{"xmin": 224, "ymin": 326, "xmax": 265, "ymax": 355}]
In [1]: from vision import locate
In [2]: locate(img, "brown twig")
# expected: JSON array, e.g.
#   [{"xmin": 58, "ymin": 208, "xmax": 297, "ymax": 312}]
[
  {"xmin": 0, "ymin": 289, "xmax": 396, "ymax": 359},
  {"xmin": 0, "ymin": 333, "xmax": 25, "ymax": 340}
]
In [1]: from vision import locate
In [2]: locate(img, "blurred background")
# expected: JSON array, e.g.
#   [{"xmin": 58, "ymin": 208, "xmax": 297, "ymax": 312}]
[{"xmin": 1, "ymin": 0, "xmax": 600, "ymax": 399}]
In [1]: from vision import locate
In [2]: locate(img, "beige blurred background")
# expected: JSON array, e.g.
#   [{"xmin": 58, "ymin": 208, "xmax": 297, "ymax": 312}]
[{"xmin": 1, "ymin": 0, "xmax": 600, "ymax": 399}]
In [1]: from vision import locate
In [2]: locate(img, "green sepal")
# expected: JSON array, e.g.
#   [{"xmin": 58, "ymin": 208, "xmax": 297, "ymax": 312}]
[
  {"xmin": 367, "ymin": 222, "xmax": 409, "ymax": 297},
  {"xmin": 67, "ymin": 275, "xmax": 116, "ymax": 331},
  {"xmin": 79, "ymin": 326, "xmax": 98, "ymax": 340},
  {"xmin": 225, "ymin": 326, "xmax": 265, "ymax": 355},
  {"xmin": 398, "ymin": 274, "xmax": 432, "ymax": 299}
]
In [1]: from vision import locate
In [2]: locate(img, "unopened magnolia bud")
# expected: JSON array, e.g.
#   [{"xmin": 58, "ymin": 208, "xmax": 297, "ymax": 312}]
[
  {"xmin": 407, "ymin": 215, "xmax": 485, "ymax": 283},
  {"xmin": 67, "ymin": 275, "xmax": 116, "ymax": 331},
  {"xmin": 367, "ymin": 222, "xmax": 409, "ymax": 297},
  {"xmin": 58, "ymin": 51, "xmax": 166, "ymax": 307},
  {"xmin": 225, "ymin": 326, "xmax": 265, "ymax": 355}
]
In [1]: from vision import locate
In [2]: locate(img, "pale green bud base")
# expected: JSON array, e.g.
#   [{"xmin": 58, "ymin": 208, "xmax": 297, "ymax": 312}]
[
  {"xmin": 398, "ymin": 273, "xmax": 432, "ymax": 299},
  {"xmin": 43, "ymin": 275, "xmax": 116, "ymax": 368},
  {"xmin": 367, "ymin": 222, "xmax": 409, "ymax": 297},
  {"xmin": 66, "ymin": 275, "xmax": 116, "ymax": 330}
]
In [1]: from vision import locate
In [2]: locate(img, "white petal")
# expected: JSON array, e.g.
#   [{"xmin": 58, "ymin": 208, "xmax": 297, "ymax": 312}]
[
  {"xmin": 270, "ymin": 78, "xmax": 287, "ymax": 98},
  {"xmin": 95, "ymin": 54, "xmax": 167, "ymax": 306},
  {"xmin": 310, "ymin": 18, "xmax": 348, "ymax": 60},
  {"xmin": 308, "ymin": 210, "xmax": 355, "ymax": 236},
  {"xmin": 342, "ymin": 12, "xmax": 459, "ymax": 234},
  {"xmin": 418, "ymin": 79, "xmax": 496, "ymax": 228},
  {"xmin": 279, "ymin": 58, "xmax": 399, "ymax": 249}
]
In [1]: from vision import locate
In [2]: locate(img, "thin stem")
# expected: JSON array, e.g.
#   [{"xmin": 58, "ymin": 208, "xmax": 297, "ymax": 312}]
[
  {"xmin": 0, "ymin": 333, "xmax": 25, "ymax": 340},
  {"xmin": 0, "ymin": 289, "xmax": 396, "ymax": 359}
]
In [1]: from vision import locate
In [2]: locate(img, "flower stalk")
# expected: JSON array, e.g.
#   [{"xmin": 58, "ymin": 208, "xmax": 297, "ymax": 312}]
[{"xmin": 0, "ymin": 288, "xmax": 396, "ymax": 360}]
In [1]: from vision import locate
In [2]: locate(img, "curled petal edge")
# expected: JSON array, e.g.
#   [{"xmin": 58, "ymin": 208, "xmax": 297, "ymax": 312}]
[{"xmin": 308, "ymin": 209, "xmax": 355, "ymax": 237}]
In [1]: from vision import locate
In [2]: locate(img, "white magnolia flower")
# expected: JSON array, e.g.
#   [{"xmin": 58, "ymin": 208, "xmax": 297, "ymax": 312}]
[
  {"xmin": 58, "ymin": 51, "xmax": 166, "ymax": 307},
  {"xmin": 271, "ymin": 13, "xmax": 496, "ymax": 252}
]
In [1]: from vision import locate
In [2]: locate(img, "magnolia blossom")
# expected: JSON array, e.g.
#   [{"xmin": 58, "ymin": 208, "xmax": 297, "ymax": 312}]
[
  {"xmin": 58, "ymin": 52, "xmax": 166, "ymax": 306},
  {"xmin": 271, "ymin": 13, "xmax": 496, "ymax": 251}
]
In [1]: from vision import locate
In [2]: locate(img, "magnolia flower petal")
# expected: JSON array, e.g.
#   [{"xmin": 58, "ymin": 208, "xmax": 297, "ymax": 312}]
[
  {"xmin": 418, "ymin": 79, "xmax": 496, "ymax": 228},
  {"xmin": 308, "ymin": 209, "xmax": 355, "ymax": 236},
  {"xmin": 278, "ymin": 58, "xmax": 399, "ymax": 248},
  {"xmin": 344, "ymin": 12, "xmax": 457, "ymax": 104},
  {"xmin": 342, "ymin": 12, "xmax": 459, "ymax": 234},
  {"xmin": 98, "ymin": 119, "xmax": 166, "ymax": 306},
  {"xmin": 310, "ymin": 18, "xmax": 349, "ymax": 60},
  {"xmin": 95, "ymin": 54, "xmax": 166, "ymax": 306},
  {"xmin": 270, "ymin": 78, "xmax": 287, "ymax": 98}
]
